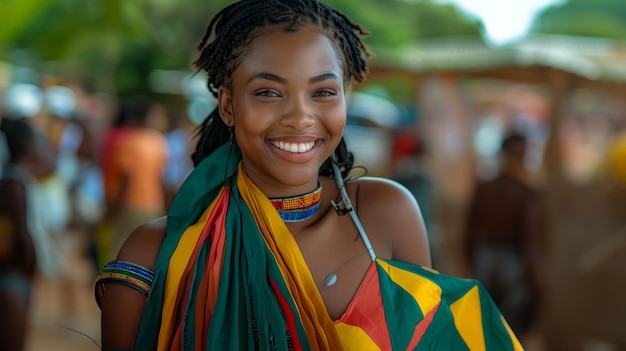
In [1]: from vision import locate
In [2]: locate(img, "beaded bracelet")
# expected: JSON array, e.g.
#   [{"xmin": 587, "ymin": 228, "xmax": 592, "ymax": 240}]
[{"xmin": 95, "ymin": 260, "xmax": 154, "ymax": 308}]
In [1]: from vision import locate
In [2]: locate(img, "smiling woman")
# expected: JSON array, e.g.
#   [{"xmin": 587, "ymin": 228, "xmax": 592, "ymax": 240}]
[{"xmin": 95, "ymin": 1, "xmax": 522, "ymax": 350}]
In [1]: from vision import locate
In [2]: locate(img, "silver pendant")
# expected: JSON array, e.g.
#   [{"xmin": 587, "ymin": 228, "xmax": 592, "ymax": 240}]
[{"xmin": 324, "ymin": 272, "xmax": 338, "ymax": 287}]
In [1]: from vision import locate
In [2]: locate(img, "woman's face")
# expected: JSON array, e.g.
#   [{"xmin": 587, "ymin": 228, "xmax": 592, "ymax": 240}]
[{"xmin": 219, "ymin": 24, "xmax": 346, "ymax": 196}]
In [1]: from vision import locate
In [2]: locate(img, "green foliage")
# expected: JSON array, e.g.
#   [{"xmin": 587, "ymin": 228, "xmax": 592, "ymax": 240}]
[
  {"xmin": 1, "ymin": 0, "xmax": 482, "ymax": 97},
  {"xmin": 0, "ymin": 0, "xmax": 59, "ymax": 50},
  {"xmin": 326, "ymin": 0, "xmax": 482, "ymax": 49},
  {"xmin": 5, "ymin": 1, "xmax": 150, "ymax": 60},
  {"xmin": 532, "ymin": 0, "xmax": 626, "ymax": 40},
  {"xmin": 405, "ymin": 1, "xmax": 483, "ymax": 39}
]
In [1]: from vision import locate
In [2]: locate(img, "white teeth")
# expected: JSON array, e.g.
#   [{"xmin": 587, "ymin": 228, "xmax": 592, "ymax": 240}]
[{"xmin": 271, "ymin": 141, "xmax": 315, "ymax": 153}]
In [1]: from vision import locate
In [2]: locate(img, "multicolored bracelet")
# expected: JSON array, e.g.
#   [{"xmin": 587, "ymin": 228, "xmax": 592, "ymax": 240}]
[{"xmin": 95, "ymin": 260, "xmax": 154, "ymax": 308}]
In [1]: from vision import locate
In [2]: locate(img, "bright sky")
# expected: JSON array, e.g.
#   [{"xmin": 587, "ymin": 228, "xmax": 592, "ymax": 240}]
[{"xmin": 437, "ymin": 0, "xmax": 566, "ymax": 45}]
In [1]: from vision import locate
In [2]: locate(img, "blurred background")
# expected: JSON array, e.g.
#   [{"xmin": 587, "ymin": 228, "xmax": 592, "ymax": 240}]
[{"xmin": 1, "ymin": 0, "xmax": 625, "ymax": 350}]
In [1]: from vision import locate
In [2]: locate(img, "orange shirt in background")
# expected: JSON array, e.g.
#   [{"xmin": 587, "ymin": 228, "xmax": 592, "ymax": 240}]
[{"xmin": 106, "ymin": 127, "xmax": 169, "ymax": 213}]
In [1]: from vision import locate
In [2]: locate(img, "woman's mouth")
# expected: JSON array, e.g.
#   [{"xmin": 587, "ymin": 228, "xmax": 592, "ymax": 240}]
[{"xmin": 269, "ymin": 140, "xmax": 316, "ymax": 153}]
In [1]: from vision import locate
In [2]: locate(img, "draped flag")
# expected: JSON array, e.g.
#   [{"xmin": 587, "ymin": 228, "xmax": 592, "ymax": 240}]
[{"xmin": 132, "ymin": 143, "xmax": 522, "ymax": 350}]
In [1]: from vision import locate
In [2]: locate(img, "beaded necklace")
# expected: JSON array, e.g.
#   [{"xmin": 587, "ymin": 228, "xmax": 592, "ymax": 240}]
[{"xmin": 269, "ymin": 182, "xmax": 322, "ymax": 223}]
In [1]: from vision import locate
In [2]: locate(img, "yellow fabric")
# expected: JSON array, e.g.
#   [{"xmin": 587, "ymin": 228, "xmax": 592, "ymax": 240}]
[
  {"xmin": 502, "ymin": 315, "xmax": 525, "ymax": 351},
  {"xmin": 449, "ymin": 285, "xmax": 486, "ymax": 351},
  {"xmin": 378, "ymin": 260, "xmax": 442, "ymax": 317},
  {"xmin": 157, "ymin": 190, "xmax": 223, "ymax": 351},
  {"xmin": 237, "ymin": 164, "xmax": 344, "ymax": 350},
  {"xmin": 334, "ymin": 323, "xmax": 380, "ymax": 350}
]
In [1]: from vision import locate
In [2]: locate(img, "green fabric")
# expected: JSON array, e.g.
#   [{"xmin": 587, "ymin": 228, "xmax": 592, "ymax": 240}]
[
  {"xmin": 377, "ymin": 264, "xmax": 424, "ymax": 349},
  {"xmin": 381, "ymin": 259, "xmax": 517, "ymax": 350},
  {"xmin": 133, "ymin": 143, "xmax": 312, "ymax": 350},
  {"xmin": 133, "ymin": 143, "xmax": 238, "ymax": 349}
]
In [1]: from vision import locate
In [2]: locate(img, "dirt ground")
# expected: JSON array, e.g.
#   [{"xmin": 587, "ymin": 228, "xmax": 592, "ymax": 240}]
[{"xmin": 25, "ymin": 231, "xmax": 101, "ymax": 351}]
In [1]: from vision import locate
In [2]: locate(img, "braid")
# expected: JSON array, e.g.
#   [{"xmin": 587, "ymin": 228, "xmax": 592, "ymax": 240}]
[
  {"xmin": 191, "ymin": 108, "xmax": 230, "ymax": 167},
  {"xmin": 192, "ymin": 0, "xmax": 370, "ymax": 169},
  {"xmin": 320, "ymin": 6, "xmax": 370, "ymax": 83}
]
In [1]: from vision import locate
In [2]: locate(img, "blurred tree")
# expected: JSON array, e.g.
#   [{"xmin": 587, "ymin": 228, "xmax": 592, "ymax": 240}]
[
  {"xmin": 0, "ymin": 0, "xmax": 228, "ymax": 95},
  {"xmin": 0, "ymin": 0, "xmax": 481, "ymax": 97},
  {"xmin": 0, "ymin": 0, "xmax": 55, "ymax": 51},
  {"xmin": 326, "ymin": 0, "xmax": 483, "ymax": 49},
  {"xmin": 531, "ymin": 0, "xmax": 626, "ymax": 40},
  {"xmin": 325, "ymin": 0, "xmax": 483, "ymax": 106},
  {"xmin": 2, "ymin": 0, "xmax": 152, "ymax": 92}
]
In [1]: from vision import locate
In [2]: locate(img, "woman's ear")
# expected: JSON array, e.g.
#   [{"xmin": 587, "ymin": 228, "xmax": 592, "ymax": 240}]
[{"xmin": 218, "ymin": 86, "xmax": 234, "ymax": 127}]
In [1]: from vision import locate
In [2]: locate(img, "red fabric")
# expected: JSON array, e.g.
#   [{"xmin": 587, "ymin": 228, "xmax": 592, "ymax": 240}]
[
  {"xmin": 335, "ymin": 263, "xmax": 391, "ymax": 350},
  {"xmin": 406, "ymin": 301, "xmax": 440, "ymax": 350}
]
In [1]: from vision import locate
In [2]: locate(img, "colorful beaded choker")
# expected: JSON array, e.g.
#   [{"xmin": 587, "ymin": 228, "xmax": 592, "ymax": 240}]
[{"xmin": 269, "ymin": 182, "xmax": 322, "ymax": 223}]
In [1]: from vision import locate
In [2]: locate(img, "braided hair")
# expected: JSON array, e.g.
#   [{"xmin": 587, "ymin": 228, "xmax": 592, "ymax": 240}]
[{"xmin": 191, "ymin": 0, "xmax": 370, "ymax": 176}]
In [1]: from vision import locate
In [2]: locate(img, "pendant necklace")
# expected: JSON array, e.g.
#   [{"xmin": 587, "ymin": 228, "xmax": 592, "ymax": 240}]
[
  {"xmin": 269, "ymin": 178, "xmax": 369, "ymax": 287},
  {"xmin": 323, "ymin": 250, "xmax": 369, "ymax": 287}
]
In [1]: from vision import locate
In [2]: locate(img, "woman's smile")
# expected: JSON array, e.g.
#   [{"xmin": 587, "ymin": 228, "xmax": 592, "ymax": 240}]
[
  {"xmin": 269, "ymin": 140, "xmax": 317, "ymax": 153},
  {"xmin": 267, "ymin": 138, "xmax": 322, "ymax": 164}
]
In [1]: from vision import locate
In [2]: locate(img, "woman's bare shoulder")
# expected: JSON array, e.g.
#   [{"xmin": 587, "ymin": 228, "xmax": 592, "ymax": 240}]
[
  {"xmin": 115, "ymin": 216, "xmax": 167, "ymax": 270},
  {"xmin": 347, "ymin": 176, "xmax": 420, "ymax": 213},
  {"xmin": 346, "ymin": 177, "xmax": 432, "ymax": 267}
]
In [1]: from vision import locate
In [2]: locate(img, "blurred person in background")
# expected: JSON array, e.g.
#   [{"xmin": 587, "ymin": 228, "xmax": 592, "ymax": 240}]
[
  {"xmin": 0, "ymin": 115, "xmax": 7, "ymax": 177},
  {"xmin": 463, "ymin": 131, "xmax": 546, "ymax": 338},
  {"xmin": 607, "ymin": 131, "xmax": 626, "ymax": 211},
  {"xmin": 43, "ymin": 84, "xmax": 111, "ymax": 315},
  {"xmin": 99, "ymin": 97, "xmax": 169, "ymax": 264},
  {"xmin": 162, "ymin": 104, "xmax": 195, "ymax": 209},
  {"xmin": 52, "ymin": 85, "xmax": 108, "ymax": 274},
  {"xmin": 32, "ymin": 86, "xmax": 77, "ymax": 239},
  {"xmin": 96, "ymin": 101, "xmax": 132, "ymax": 268},
  {"xmin": 0, "ymin": 117, "xmax": 61, "ymax": 351},
  {"xmin": 391, "ymin": 130, "xmax": 439, "ymax": 267}
]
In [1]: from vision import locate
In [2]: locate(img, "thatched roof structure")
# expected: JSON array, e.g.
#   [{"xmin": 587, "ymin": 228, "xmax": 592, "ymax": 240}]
[{"xmin": 371, "ymin": 34, "xmax": 626, "ymax": 98}]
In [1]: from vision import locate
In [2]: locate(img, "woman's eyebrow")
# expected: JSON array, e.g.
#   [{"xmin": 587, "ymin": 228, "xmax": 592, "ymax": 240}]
[
  {"xmin": 247, "ymin": 72, "xmax": 340, "ymax": 84},
  {"xmin": 248, "ymin": 72, "xmax": 285, "ymax": 83},
  {"xmin": 309, "ymin": 72, "xmax": 340, "ymax": 84}
]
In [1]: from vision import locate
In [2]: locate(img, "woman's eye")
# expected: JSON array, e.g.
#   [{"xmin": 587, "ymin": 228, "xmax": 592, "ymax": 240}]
[
  {"xmin": 255, "ymin": 90, "xmax": 280, "ymax": 98},
  {"xmin": 314, "ymin": 90, "xmax": 335, "ymax": 98}
]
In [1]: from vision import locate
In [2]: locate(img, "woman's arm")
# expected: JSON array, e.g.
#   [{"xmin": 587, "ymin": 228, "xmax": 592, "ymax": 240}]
[{"xmin": 99, "ymin": 217, "xmax": 166, "ymax": 351}]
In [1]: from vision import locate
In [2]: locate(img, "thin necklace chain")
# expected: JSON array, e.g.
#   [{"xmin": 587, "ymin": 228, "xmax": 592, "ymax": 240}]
[{"xmin": 323, "ymin": 250, "xmax": 369, "ymax": 287}]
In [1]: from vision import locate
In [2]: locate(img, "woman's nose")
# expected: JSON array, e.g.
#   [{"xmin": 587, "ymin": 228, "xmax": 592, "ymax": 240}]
[{"xmin": 280, "ymin": 96, "xmax": 315, "ymax": 129}]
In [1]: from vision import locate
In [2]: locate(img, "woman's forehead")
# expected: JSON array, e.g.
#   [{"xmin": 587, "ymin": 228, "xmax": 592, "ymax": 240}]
[{"xmin": 236, "ymin": 24, "xmax": 343, "ymax": 79}]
